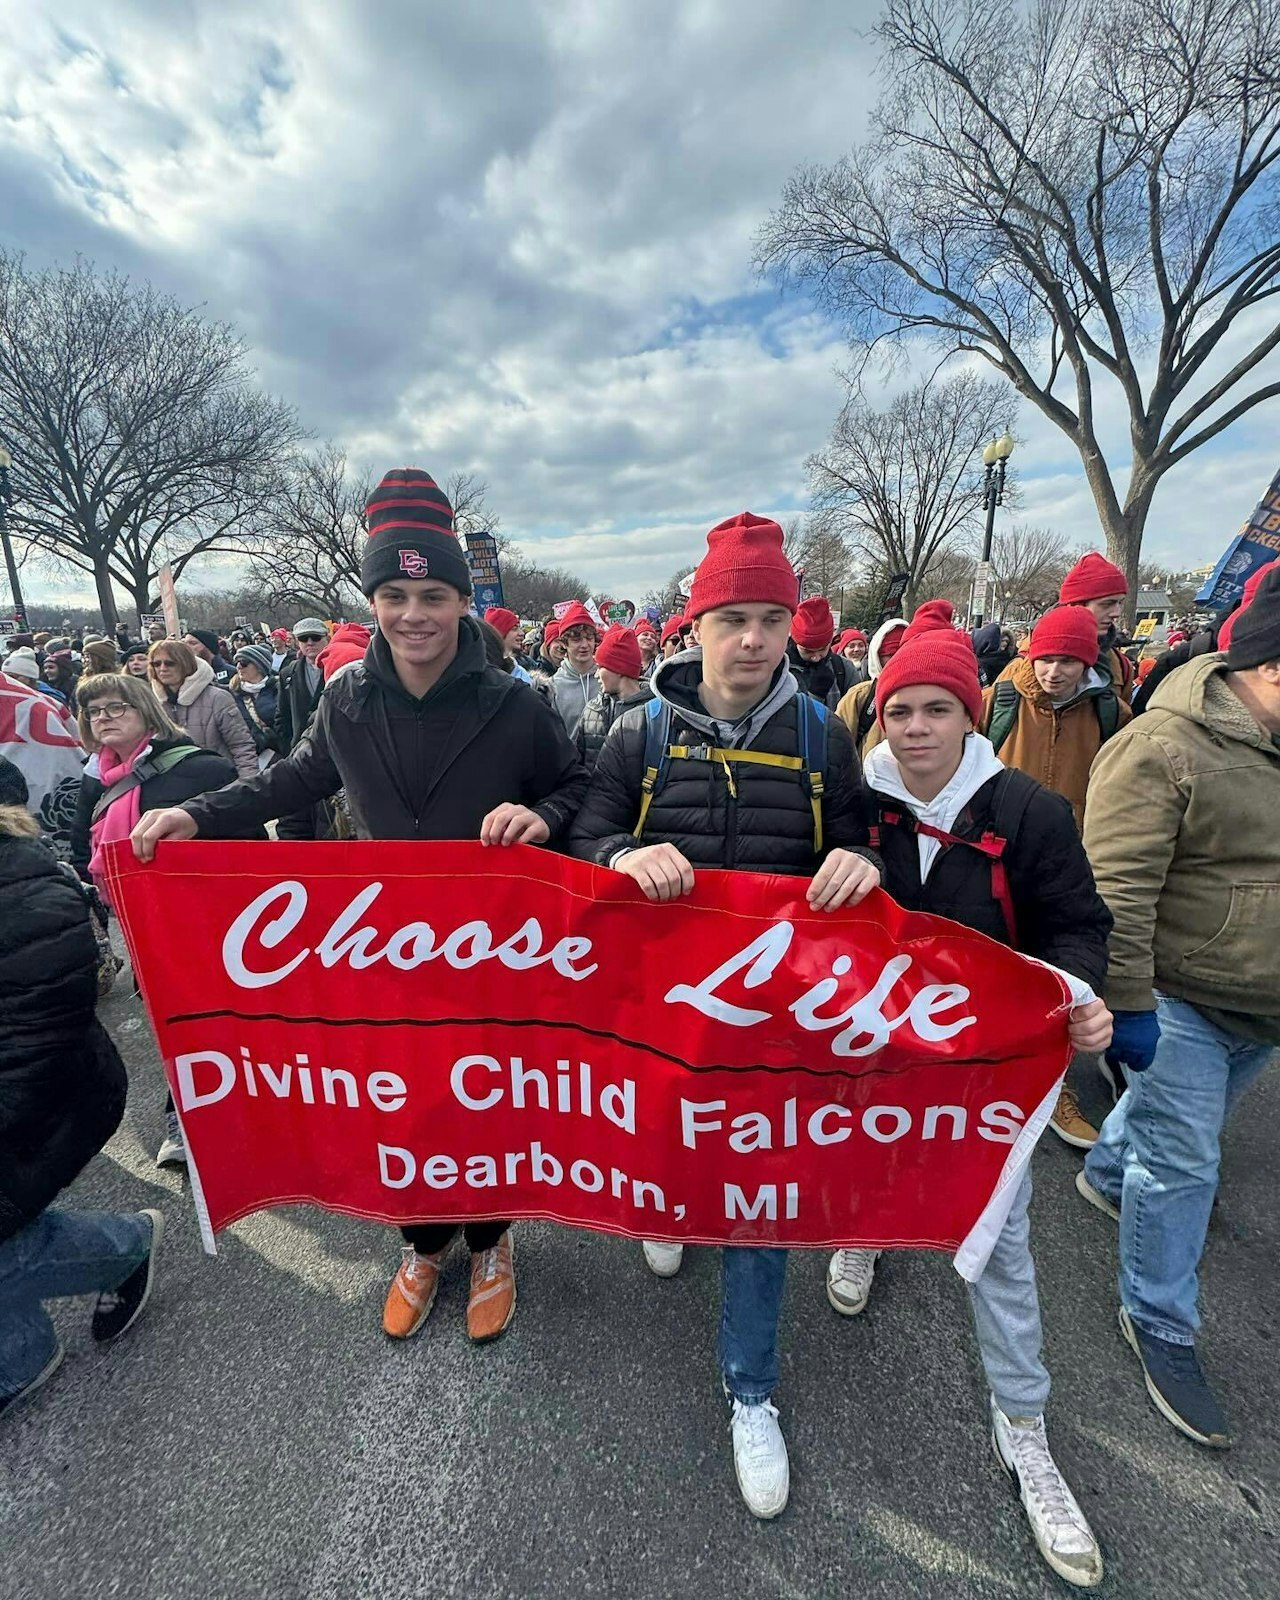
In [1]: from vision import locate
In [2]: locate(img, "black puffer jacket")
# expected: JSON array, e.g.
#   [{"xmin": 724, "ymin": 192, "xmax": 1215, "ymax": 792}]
[
  {"xmin": 569, "ymin": 654, "xmax": 876, "ymax": 876},
  {"xmin": 868, "ymin": 768, "xmax": 1111, "ymax": 989},
  {"xmin": 70, "ymin": 737, "xmax": 240, "ymax": 880},
  {"xmin": 0, "ymin": 810, "xmax": 127, "ymax": 1242},
  {"xmin": 786, "ymin": 642, "xmax": 858, "ymax": 711},
  {"xmin": 572, "ymin": 685, "xmax": 654, "ymax": 774},
  {"xmin": 183, "ymin": 618, "xmax": 588, "ymax": 843}
]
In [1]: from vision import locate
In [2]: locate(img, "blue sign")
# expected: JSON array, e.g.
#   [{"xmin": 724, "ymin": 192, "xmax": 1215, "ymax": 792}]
[
  {"xmin": 464, "ymin": 531, "xmax": 505, "ymax": 613},
  {"xmin": 1196, "ymin": 467, "xmax": 1280, "ymax": 608}
]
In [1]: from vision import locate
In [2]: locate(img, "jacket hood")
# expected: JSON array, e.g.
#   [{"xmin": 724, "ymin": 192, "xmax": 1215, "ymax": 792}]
[
  {"xmin": 863, "ymin": 732, "xmax": 1007, "ymax": 881},
  {"xmin": 650, "ymin": 647, "xmax": 798, "ymax": 748},
  {"xmin": 868, "ymin": 617, "xmax": 910, "ymax": 678},
  {"xmin": 971, "ymin": 622, "xmax": 1003, "ymax": 656},
  {"xmin": 170, "ymin": 655, "xmax": 215, "ymax": 706},
  {"xmin": 362, "ymin": 614, "xmax": 488, "ymax": 706},
  {"xmin": 1147, "ymin": 652, "xmax": 1277, "ymax": 754}
]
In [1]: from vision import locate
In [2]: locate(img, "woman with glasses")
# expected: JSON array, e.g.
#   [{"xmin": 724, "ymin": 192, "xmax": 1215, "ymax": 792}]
[
  {"xmin": 147, "ymin": 641, "xmax": 258, "ymax": 781},
  {"xmin": 70, "ymin": 674, "xmax": 242, "ymax": 1169}
]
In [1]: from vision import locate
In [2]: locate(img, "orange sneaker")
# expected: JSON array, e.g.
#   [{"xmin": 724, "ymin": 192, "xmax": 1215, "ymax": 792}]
[
  {"xmin": 1049, "ymin": 1085, "xmax": 1098, "ymax": 1149},
  {"xmin": 382, "ymin": 1245, "xmax": 448, "ymax": 1339},
  {"xmin": 466, "ymin": 1233, "xmax": 516, "ymax": 1343}
]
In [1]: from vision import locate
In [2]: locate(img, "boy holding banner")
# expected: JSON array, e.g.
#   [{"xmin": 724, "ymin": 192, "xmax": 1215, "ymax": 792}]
[
  {"xmin": 570, "ymin": 511, "xmax": 883, "ymax": 1522},
  {"xmin": 131, "ymin": 467, "xmax": 588, "ymax": 1347},
  {"xmin": 835, "ymin": 609, "xmax": 1114, "ymax": 1588}
]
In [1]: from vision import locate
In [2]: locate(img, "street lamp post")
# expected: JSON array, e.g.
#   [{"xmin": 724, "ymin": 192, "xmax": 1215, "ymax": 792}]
[
  {"xmin": 0, "ymin": 447, "xmax": 27, "ymax": 632},
  {"xmin": 973, "ymin": 431, "xmax": 1015, "ymax": 628}
]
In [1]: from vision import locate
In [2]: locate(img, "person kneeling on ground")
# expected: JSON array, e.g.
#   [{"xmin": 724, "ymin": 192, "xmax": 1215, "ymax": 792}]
[
  {"xmin": 131, "ymin": 467, "xmax": 588, "ymax": 1347},
  {"xmin": 827, "ymin": 614, "xmax": 1113, "ymax": 1589},
  {"xmin": 0, "ymin": 800, "xmax": 164, "ymax": 1419},
  {"xmin": 569, "ymin": 510, "xmax": 882, "ymax": 1523}
]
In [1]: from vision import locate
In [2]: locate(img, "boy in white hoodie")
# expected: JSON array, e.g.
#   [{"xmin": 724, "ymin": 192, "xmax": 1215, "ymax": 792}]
[{"xmin": 830, "ymin": 616, "xmax": 1116, "ymax": 1590}]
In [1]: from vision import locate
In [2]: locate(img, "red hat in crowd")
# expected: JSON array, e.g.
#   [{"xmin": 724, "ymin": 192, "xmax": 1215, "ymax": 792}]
[
  {"xmin": 836, "ymin": 628, "xmax": 868, "ymax": 653},
  {"xmin": 318, "ymin": 623, "xmax": 371, "ymax": 682},
  {"xmin": 557, "ymin": 600, "xmax": 600, "ymax": 637},
  {"xmin": 1217, "ymin": 558, "xmax": 1280, "ymax": 651},
  {"xmin": 633, "ymin": 615, "xmax": 659, "ymax": 640},
  {"xmin": 875, "ymin": 630, "xmax": 983, "ymax": 727},
  {"xmin": 1028, "ymin": 606, "xmax": 1100, "ymax": 666},
  {"xmin": 484, "ymin": 606, "xmax": 519, "ymax": 640},
  {"xmin": 685, "ymin": 513, "xmax": 799, "ymax": 620},
  {"xmin": 271, "ymin": 628, "xmax": 290, "ymax": 644},
  {"xmin": 595, "ymin": 623, "xmax": 642, "ymax": 678},
  {"xmin": 661, "ymin": 615, "xmax": 685, "ymax": 647},
  {"xmin": 542, "ymin": 620, "xmax": 561, "ymax": 645},
  {"xmin": 1059, "ymin": 552, "xmax": 1128, "ymax": 605},
  {"xmin": 791, "ymin": 597, "xmax": 836, "ymax": 651},
  {"xmin": 902, "ymin": 599, "xmax": 957, "ymax": 639}
]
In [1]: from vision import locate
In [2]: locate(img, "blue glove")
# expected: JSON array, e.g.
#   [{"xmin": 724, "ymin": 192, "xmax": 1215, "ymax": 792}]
[{"xmin": 1106, "ymin": 1009, "xmax": 1161, "ymax": 1074}]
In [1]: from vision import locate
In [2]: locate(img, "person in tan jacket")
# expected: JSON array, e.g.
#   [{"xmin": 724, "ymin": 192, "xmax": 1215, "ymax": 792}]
[
  {"xmin": 834, "ymin": 612, "xmax": 914, "ymax": 759},
  {"xmin": 979, "ymin": 605, "xmax": 1130, "ymax": 1150},
  {"xmin": 1079, "ymin": 569, "xmax": 1280, "ymax": 1452}
]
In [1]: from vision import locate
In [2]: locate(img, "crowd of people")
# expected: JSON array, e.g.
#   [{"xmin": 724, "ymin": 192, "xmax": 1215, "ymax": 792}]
[{"xmin": 2, "ymin": 466, "xmax": 1277, "ymax": 1593}]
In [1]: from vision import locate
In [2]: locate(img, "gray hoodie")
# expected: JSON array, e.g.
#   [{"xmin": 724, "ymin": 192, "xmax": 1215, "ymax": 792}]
[{"xmin": 551, "ymin": 660, "xmax": 600, "ymax": 728}]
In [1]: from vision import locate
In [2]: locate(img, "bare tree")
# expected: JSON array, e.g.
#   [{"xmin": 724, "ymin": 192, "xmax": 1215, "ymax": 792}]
[
  {"xmin": 991, "ymin": 522, "xmax": 1073, "ymax": 618},
  {"xmin": 807, "ymin": 370, "xmax": 1012, "ymax": 609},
  {"xmin": 0, "ymin": 254, "xmax": 300, "ymax": 629},
  {"xmin": 251, "ymin": 444, "xmax": 370, "ymax": 617},
  {"xmin": 642, "ymin": 563, "xmax": 697, "ymax": 617},
  {"xmin": 758, "ymin": 0, "xmax": 1280, "ymax": 609}
]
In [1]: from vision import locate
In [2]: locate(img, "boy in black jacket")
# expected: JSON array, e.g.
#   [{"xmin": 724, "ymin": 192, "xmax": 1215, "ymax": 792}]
[
  {"xmin": 570, "ymin": 511, "xmax": 882, "ymax": 1522},
  {"xmin": 133, "ymin": 468, "xmax": 587, "ymax": 1349},
  {"xmin": 830, "ymin": 614, "xmax": 1114, "ymax": 1590}
]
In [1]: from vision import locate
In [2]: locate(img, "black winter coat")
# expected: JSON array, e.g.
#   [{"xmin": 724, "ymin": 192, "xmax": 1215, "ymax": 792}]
[
  {"xmin": 786, "ymin": 643, "xmax": 858, "ymax": 711},
  {"xmin": 275, "ymin": 655, "xmax": 324, "ymax": 751},
  {"xmin": 569, "ymin": 665, "xmax": 876, "ymax": 876},
  {"xmin": 233, "ymin": 682, "xmax": 282, "ymax": 755},
  {"xmin": 868, "ymin": 769, "xmax": 1112, "ymax": 989},
  {"xmin": 71, "ymin": 738, "xmax": 240, "ymax": 878},
  {"xmin": 572, "ymin": 685, "xmax": 654, "ymax": 774},
  {"xmin": 0, "ymin": 824, "xmax": 127, "ymax": 1242},
  {"xmin": 182, "ymin": 618, "xmax": 588, "ymax": 843}
]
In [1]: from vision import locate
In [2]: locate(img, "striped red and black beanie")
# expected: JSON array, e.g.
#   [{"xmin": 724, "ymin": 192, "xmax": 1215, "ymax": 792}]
[{"xmin": 361, "ymin": 468, "xmax": 472, "ymax": 598}]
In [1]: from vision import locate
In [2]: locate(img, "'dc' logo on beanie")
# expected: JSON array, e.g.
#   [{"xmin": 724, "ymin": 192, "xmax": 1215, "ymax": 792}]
[{"xmin": 399, "ymin": 549, "xmax": 432, "ymax": 578}]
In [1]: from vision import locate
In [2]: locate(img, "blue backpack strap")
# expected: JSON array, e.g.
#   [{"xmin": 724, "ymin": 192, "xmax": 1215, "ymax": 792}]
[
  {"xmin": 634, "ymin": 698, "xmax": 673, "ymax": 838},
  {"xmin": 798, "ymin": 695, "xmax": 828, "ymax": 853}
]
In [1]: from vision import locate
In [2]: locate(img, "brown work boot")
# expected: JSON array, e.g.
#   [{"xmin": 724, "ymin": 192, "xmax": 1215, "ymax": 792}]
[
  {"xmin": 382, "ymin": 1245, "xmax": 448, "ymax": 1339},
  {"xmin": 466, "ymin": 1233, "xmax": 516, "ymax": 1343},
  {"xmin": 1049, "ymin": 1085, "xmax": 1098, "ymax": 1150}
]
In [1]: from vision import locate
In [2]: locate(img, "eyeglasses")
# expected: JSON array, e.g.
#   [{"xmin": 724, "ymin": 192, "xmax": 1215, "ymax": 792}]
[
  {"xmin": 295, "ymin": 634, "xmax": 325, "ymax": 643},
  {"xmin": 87, "ymin": 701, "xmax": 133, "ymax": 723},
  {"xmin": 151, "ymin": 657, "xmax": 178, "ymax": 667}
]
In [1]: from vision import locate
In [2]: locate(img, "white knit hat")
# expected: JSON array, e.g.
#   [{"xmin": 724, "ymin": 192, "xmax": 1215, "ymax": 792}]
[{"xmin": 3, "ymin": 647, "xmax": 39, "ymax": 682}]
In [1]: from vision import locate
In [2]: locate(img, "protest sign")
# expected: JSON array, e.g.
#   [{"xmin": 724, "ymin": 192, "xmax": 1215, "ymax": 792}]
[
  {"xmin": 1196, "ymin": 466, "xmax": 1280, "ymax": 608},
  {"xmin": 0, "ymin": 674, "xmax": 84, "ymax": 856},
  {"xmin": 105, "ymin": 842, "xmax": 1074, "ymax": 1275}
]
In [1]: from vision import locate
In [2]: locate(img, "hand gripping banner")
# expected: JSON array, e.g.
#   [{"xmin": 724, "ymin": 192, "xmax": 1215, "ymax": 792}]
[{"xmin": 104, "ymin": 842, "xmax": 1074, "ymax": 1276}]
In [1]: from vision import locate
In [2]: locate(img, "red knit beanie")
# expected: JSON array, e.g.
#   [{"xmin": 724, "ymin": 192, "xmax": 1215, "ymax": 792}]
[
  {"xmin": 836, "ymin": 628, "xmax": 868, "ymax": 653},
  {"xmin": 686, "ymin": 513, "xmax": 799, "ymax": 620},
  {"xmin": 1060, "ymin": 552, "xmax": 1128, "ymax": 604},
  {"xmin": 595, "ymin": 624, "xmax": 642, "ymax": 679},
  {"xmin": 634, "ymin": 616, "xmax": 659, "ymax": 641},
  {"xmin": 661, "ymin": 615, "xmax": 685, "ymax": 647},
  {"xmin": 485, "ymin": 606, "xmax": 519, "ymax": 640},
  {"xmin": 542, "ymin": 620, "xmax": 561, "ymax": 645},
  {"xmin": 558, "ymin": 600, "xmax": 600, "ymax": 637},
  {"xmin": 876, "ymin": 631, "xmax": 983, "ymax": 727},
  {"xmin": 318, "ymin": 623, "xmax": 371, "ymax": 682},
  {"xmin": 1029, "ymin": 606, "xmax": 1100, "ymax": 665},
  {"xmin": 1218, "ymin": 558, "xmax": 1280, "ymax": 651},
  {"xmin": 791, "ymin": 597, "xmax": 835, "ymax": 650},
  {"xmin": 903, "ymin": 599, "xmax": 956, "ymax": 639}
]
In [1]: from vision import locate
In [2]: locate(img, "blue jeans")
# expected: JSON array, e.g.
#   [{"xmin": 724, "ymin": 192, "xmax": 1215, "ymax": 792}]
[
  {"xmin": 0, "ymin": 1208, "xmax": 151, "ymax": 1396},
  {"xmin": 720, "ymin": 1246, "xmax": 788, "ymax": 1404},
  {"xmin": 1085, "ymin": 995, "xmax": 1275, "ymax": 1345}
]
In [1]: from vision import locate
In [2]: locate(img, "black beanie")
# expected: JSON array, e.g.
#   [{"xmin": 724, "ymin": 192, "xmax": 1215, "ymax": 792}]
[
  {"xmin": 361, "ymin": 468, "xmax": 472, "ymax": 598},
  {"xmin": 1225, "ymin": 566, "xmax": 1280, "ymax": 670},
  {"xmin": 189, "ymin": 627, "xmax": 220, "ymax": 657}
]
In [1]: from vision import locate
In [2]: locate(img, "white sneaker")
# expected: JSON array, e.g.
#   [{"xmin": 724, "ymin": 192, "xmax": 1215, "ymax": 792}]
[
  {"xmin": 641, "ymin": 1241, "xmax": 684, "ymax": 1277},
  {"xmin": 730, "ymin": 1398, "xmax": 789, "ymax": 1519},
  {"xmin": 991, "ymin": 1400, "xmax": 1103, "ymax": 1588},
  {"xmin": 155, "ymin": 1111, "xmax": 187, "ymax": 1169},
  {"xmin": 826, "ymin": 1248, "xmax": 880, "ymax": 1315}
]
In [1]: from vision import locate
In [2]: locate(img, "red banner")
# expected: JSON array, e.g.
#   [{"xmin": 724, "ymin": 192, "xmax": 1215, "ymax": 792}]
[{"xmin": 105, "ymin": 842, "xmax": 1073, "ymax": 1273}]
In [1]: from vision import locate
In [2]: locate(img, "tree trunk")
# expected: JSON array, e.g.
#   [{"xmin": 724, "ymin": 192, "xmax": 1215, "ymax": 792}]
[{"xmin": 93, "ymin": 562, "xmax": 120, "ymax": 633}]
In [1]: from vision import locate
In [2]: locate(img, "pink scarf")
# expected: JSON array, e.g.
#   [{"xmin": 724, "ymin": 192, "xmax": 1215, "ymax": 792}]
[{"xmin": 89, "ymin": 736, "xmax": 151, "ymax": 904}]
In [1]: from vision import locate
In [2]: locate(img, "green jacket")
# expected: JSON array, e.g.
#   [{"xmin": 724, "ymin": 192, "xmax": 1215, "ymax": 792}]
[{"xmin": 1083, "ymin": 654, "xmax": 1280, "ymax": 1042}]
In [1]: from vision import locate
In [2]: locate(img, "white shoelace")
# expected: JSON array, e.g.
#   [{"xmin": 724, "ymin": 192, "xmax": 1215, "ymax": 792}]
[
  {"xmin": 833, "ymin": 1249, "xmax": 877, "ymax": 1289},
  {"xmin": 732, "ymin": 1400, "xmax": 781, "ymax": 1460},
  {"xmin": 476, "ymin": 1247, "xmax": 500, "ymax": 1284},
  {"xmin": 1005, "ymin": 1419, "xmax": 1086, "ymax": 1540}
]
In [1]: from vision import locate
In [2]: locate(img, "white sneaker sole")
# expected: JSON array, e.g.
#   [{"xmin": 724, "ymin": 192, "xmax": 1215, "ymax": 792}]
[
  {"xmin": 1074, "ymin": 1170, "xmax": 1120, "ymax": 1221},
  {"xmin": 826, "ymin": 1280, "xmax": 871, "ymax": 1316},
  {"xmin": 1119, "ymin": 1308, "xmax": 1230, "ymax": 1449},
  {"xmin": 733, "ymin": 1458, "xmax": 789, "ymax": 1520},
  {"xmin": 641, "ymin": 1243, "xmax": 684, "ymax": 1278},
  {"xmin": 1049, "ymin": 1118, "xmax": 1097, "ymax": 1151},
  {"xmin": 990, "ymin": 1426, "xmax": 1103, "ymax": 1588},
  {"xmin": 155, "ymin": 1139, "xmax": 187, "ymax": 1169}
]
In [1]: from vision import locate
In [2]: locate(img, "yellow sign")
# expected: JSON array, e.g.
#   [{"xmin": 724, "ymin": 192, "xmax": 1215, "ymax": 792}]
[{"xmin": 1133, "ymin": 617, "xmax": 1157, "ymax": 639}]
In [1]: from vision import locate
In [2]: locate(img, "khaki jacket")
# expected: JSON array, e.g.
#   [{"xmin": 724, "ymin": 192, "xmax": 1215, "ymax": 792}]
[
  {"xmin": 980, "ymin": 656, "xmax": 1130, "ymax": 832},
  {"xmin": 1083, "ymin": 655, "xmax": 1280, "ymax": 1030},
  {"xmin": 834, "ymin": 678, "xmax": 886, "ymax": 760}
]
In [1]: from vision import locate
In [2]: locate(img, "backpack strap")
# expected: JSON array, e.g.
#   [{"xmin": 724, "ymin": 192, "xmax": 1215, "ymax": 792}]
[
  {"xmin": 634, "ymin": 698, "xmax": 673, "ymax": 839},
  {"xmin": 987, "ymin": 679, "xmax": 1020, "ymax": 755},
  {"xmin": 1094, "ymin": 687, "xmax": 1121, "ymax": 742},
  {"xmin": 983, "ymin": 769, "xmax": 1037, "ymax": 944},
  {"xmin": 855, "ymin": 686, "xmax": 877, "ymax": 750},
  {"xmin": 798, "ymin": 694, "xmax": 827, "ymax": 854}
]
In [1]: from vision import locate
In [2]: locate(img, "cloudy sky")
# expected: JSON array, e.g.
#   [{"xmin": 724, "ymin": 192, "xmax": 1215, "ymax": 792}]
[{"xmin": 2, "ymin": 0, "xmax": 1277, "ymax": 608}]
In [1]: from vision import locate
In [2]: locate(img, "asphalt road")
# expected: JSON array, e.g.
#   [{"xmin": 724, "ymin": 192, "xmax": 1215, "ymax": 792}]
[{"xmin": 3, "ymin": 970, "xmax": 1277, "ymax": 1600}]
